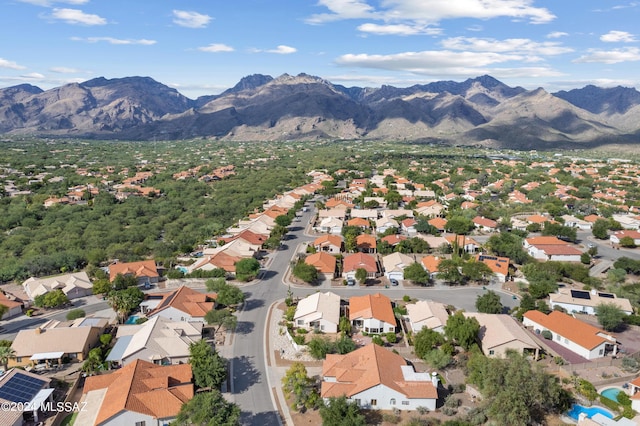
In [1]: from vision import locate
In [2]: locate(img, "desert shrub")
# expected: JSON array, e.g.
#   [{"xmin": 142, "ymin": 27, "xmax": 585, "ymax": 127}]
[
  {"xmin": 386, "ymin": 332, "xmax": 397, "ymax": 344},
  {"xmin": 541, "ymin": 330, "xmax": 552, "ymax": 340}
]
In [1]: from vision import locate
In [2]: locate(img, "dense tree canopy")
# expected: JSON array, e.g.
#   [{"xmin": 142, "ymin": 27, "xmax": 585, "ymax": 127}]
[
  {"xmin": 174, "ymin": 390, "xmax": 241, "ymax": 426},
  {"xmin": 189, "ymin": 339, "xmax": 227, "ymax": 390},
  {"xmin": 475, "ymin": 290, "xmax": 503, "ymax": 314}
]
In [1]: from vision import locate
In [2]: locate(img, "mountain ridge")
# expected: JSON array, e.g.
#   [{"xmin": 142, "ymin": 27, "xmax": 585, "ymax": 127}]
[{"xmin": 1, "ymin": 73, "xmax": 640, "ymax": 150}]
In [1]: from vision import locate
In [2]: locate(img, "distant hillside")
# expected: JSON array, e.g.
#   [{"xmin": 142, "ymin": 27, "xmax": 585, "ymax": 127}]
[{"xmin": 1, "ymin": 73, "xmax": 640, "ymax": 150}]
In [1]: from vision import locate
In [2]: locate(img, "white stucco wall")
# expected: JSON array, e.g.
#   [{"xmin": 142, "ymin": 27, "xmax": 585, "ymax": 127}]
[{"xmin": 346, "ymin": 384, "xmax": 437, "ymax": 411}]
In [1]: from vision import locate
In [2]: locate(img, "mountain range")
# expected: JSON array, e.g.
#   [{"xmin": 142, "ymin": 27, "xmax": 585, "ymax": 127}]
[{"xmin": 2, "ymin": 73, "xmax": 640, "ymax": 149}]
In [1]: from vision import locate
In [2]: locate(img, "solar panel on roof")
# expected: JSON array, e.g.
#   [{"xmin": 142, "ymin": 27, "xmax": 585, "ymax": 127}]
[
  {"xmin": 570, "ymin": 290, "xmax": 591, "ymax": 300},
  {"xmin": 0, "ymin": 372, "xmax": 46, "ymax": 403},
  {"xmin": 598, "ymin": 292, "xmax": 615, "ymax": 299}
]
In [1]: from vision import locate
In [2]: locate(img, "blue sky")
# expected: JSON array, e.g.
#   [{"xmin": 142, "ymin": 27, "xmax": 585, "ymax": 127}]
[{"xmin": 1, "ymin": 0, "xmax": 640, "ymax": 98}]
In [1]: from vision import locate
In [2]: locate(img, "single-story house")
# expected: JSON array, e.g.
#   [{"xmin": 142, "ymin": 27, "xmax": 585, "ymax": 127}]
[
  {"xmin": 347, "ymin": 217, "xmax": 371, "ymax": 229},
  {"xmin": 109, "ymin": 260, "xmax": 159, "ymax": 286},
  {"xmin": 188, "ymin": 250, "xmax": 241, "ymax": 274},
  {"xmin": 321, "ymin": 344, "xmax": 438, "ymax": 411},
  {"xmin": 464, "ymin": 313, "xmax": 540, "ymax": 359},
  {"xmin": 76, "ymin": 360, "xmax": 193, "ymax": 426},
  {"xmin": 0, "ymin": 292, "xmax": 22, "ymax": 319},
  {"xmin": 523, "ymin": 236, "xmax": 582, "ymax": 262},
  {"xmin": 421, "ymin": 255, "xmax": 442, "ymax": 279},
  {"xmin": 472, "ymin": 216, "xmax": 498, "ymax": 232},
  {"xmin": 375, "ymin": 217, "xmax": 399, "ymax": 234},
  {"xmin": 401, "ymin": 218, "xmax": 417, "ymax": 235},
  {"xmin": 382, "ymin": 252, "xmax": 415, "ymax": 283},
  {"xmin": 523, "ymin": 310, "xmax": 617, "ymax": 360},
  {"xmin": 316, "ymin": 217, "xmax": 344, "ymax": 234},
  {"xmin": 313, "ymin": 234, "xmax": 343, "ymax": 254},
  {"xmin": 380, "ymin": 234, "xmax": 407, "ymax": 248},
  {"xmin": 293, "ymin": 292, "xmax": 341, "ymax": 333},
  {"xmin": 304, "ymin": 252, "xmax": 338, "ymax": 280},
  {"xmin": 143, "ymin": 285, "xmax": 216, "ymax": 322},
  {"xmin": 349, "ymin": 293, "xmax": 396, "ymax": 334},
  {"xmin": 22, "ymin": 271, "xmax": 93, "ymax": 301},
  {"xmin": 549, "ymin": 288, "xmax": 633, "ymax": 315},
  {"xmin": 475, "ymin": 254, "xmax": 509, "ymax": 282},
  {"xmin": 629, "ymin": 375, "xmax": 640, "ymax": 412},
  {"xmin": 610, "ymin": 230, "xmax": 640, "ymax": 246},
  {"xmin": 406, "ymin": 300, "xmax": 449, "ymax": 334},
  {"xmin": 427, "ymin": 217, "xmax": 447, "ymax": 233},
  {"xmin": 0, "ymin": 369, "xmax": 53, "ymax": 425},
  {"xmin": 445, "ymin": 235, "xmax": 479, "ymax": 253},
  {"xmin": 356, "ymin": 234, "xmax": 377, "ymax": 253},
  {"xmin": 561, "ymin": 215, "xmax": 593, "ymax": 230},
  {"xmin": 350, "ymin": 209, "xmax": 379, "ymax": 220},
  {"xmin": 343, "ymin": 253, "xmax": 380, "ymax": 280},
  {"xmin": 106, "ymin": 316, "xmax": 203, "ymax": 367}
]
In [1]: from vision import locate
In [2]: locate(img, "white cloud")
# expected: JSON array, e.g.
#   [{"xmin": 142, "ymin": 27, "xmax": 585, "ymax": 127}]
[
  {"xmin": 172, "ymin": 10, "xmax": 212, "ymax": 28},
  {"xmin": 547, "ymin": 31, "xmax": 568, "ymax": 39},
  {"xmin": 357, "ymin": 23, "xmax": 441, "ymax": 36},
  {"xmin": 441, "ymin": 37, "xmax": 574, "ymax": 56},
  {"xmin": 601, "ymin": 30, "xmax": 637, "ymax": 42},
  {"xmin": 70, "ymin": 37, "xmax": 156, "ymax": 45},
  {"xmin": 307, "ymin": 0, "xmax": 555, "ymax": 25},
  {"xmin": 267, "ymin": 45, "xmax": 297, "ymax": 54},
  {"xmin": 50, "ymin": 8, "xmax": 106, "ymax": 25},
  {"xmin": 0, "ymin": 58, "xmax": 26, "ymax": 70},
  {"xmin": 574, "ymin": 47, "xmax": 640, "ymax": 63},
  {"xmin": 49, "ymin": 66, "xmax": 81, "ymax": 73},
  {"xmin": 198, "ymin": 43, "xmax": 234, "ymax": 52},
  {"xmin": 20, "ymin": 72, "xmax": 45, "ymax": 80}
]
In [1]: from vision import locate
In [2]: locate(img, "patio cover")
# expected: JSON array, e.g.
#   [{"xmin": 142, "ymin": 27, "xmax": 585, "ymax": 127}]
[{"xmin": 30, "ymin": 351, "xmax": 64, "ymax": 361}]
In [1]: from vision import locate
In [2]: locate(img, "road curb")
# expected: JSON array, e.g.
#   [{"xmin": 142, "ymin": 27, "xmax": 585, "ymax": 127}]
[{"xmin": 264, "ymin": 299, "xmax": 292, "ymax": 426}]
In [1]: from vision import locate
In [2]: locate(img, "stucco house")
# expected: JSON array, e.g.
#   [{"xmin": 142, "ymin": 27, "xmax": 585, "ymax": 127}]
[
  {"xmin": 475, "ymin": 254, "xmax": 509, "ymax": 282},
  {"xmin": 349, "ymin": 293, "xmax": 396, "ymax": 334},
  {"xmin": 76, "ymin": 360, "xmax": 193, "ymax": 426},
  {"xmin": 523, "ymin": 236, "xmax": 582, "ymax": 262},
  {"xmin": 523, "ymin": 310, "xmax": 617, "ymax": 360},
  {"xmin": 464, "ymin": 313, "xmax": 540, "ymax": 359},
  {"xmin": 356, "ymin": 234, "xmax": 377, "ymax": 253},
  {"xmin": 406, "ymin": 300, "xmax": 449, "ymax": 334},
  {"xmin": 381, "ymin": 252, "xmax": 415, "ymax": 283},
  {"xmin": 106, "ymin": 316, "xmax": 203, "ymax": 367},
  {"xmin": 143, "ymin": 286, "xmax": 216, "ymax": 322},
  {"xmin": 549, "ymin": 288, "xmax": 633, "ymax": 315},
  {"xmin": 0, "ymin": 292, "xmax": 22, "ymax": 319},
  {"xmin": 629, "ymin": 376, "xmax": 640, "ymax": 412},
  {"xmin": 109, "ymin": 260, "xmax": 159, "ymax": 286},
  {"xmin": 293, "ymin": 292, "xmax": 341, "ymax": 333},
  {"xmin": 421, "ymin": 255, "xmax": 442, "ymax": 279},
  {"xmin": 313, "ymin": 234, "xmax": 343, "ymax": 254},
  {"xmin": 316, "ymin": 217, "xmax": 344, "ymax": 234},
  {"xmin": 610, "ymin": 230, "xmax": 640, "ymax": 246},
  {"xmin": 304, "ymin": 252, "xmax": 337, "ymax": 280},
  {"xmin": 22, "ymin": 271, "xmax": 93, "ymax": 301},
  {"xmin": 321, "ymin": 344, "xmax": 438, "ymax": 411},
  {"xmin": 343, "ymin": 253, "xmax": 380, "ymax": 280},
  {"xmin": 188, "ymin": 250, "xmax": 241, "ymax": 275},
  {"xmin": 472, "ymin": 216, "xmax": 498, "ymax": 232},
  {"xmin": 0, "ymin": 369, "xmax": 53, "ymax": 425}
]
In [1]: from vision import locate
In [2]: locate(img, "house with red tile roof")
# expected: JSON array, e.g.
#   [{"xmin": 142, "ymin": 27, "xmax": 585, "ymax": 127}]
[
  {"xmin": 472, "ymin": 216, "xmax": 498, "ymax": 232},
  {"xmin": 109, "ymin": 260, "xmax": 159, "ymax": 286},
  {"xmin": 143, "ymin": 286, "xmax": 216, "ymax": 323},
  {"xmin": 313, "ymin": 235, "xmax": 343, "ymax": 254},
  {"xmin": 349, "ymin": 293, "xmax": 396, "ymax": 334},
  {"xmin": 77, "ymin": 360, "xmax": 193, "ymax": 426},
  {"xmin": 427, "ymin": 217, "xmax": 447, "ymax": 232},
  {"xmin": 380, "ymin": 234, "xmax": 407, "ymax": 247},
  {"xmin": 305, "ymin": 252, "xmax": 337, "ymax": 279},
  {"xmin": 356, "ymin": 234, "xmax": 377, "ymax": 253},
  {"xmin": 610, "ymin": 230, "xmax": 640, "ymax": 246},
  {"xmin": 347, "ymin": 217, "xmax": 371, "ymax": 229},
  {"xmin": 421, "ymin": 256, "xmax": 442, "ymax": 279},
  {"xmin": 0, "ymin": 291, "xmax": 22, "ymax": 319},
  {"xmin": 342, "ymin": 253, "xmax": 380, "ymax": 279},
  {"xmin": 629, "ymin": 376, "xmax": 640, "ymax": 412},
  {"xmin": 522, "ymin": 310, "xmax": 617, "ymax": 360},
  {"xmin": 401, "ymin": 218, "xmax": 417, "ymax": 234},
  {"xmin": 189, "ymin": 250, "xmax": 242, "ymax": 274},
  {"xmin": 475, "ymin": 254, "xmax": 509, "ymax": 282},
  {"xmin": 321, "ymin": 344, "xmax": 438, "ymax": 411},
  {"xmin": 445, "ymin": 235, "xmax": 479, "ymax": 253},
  {"xmin": 523, "ymin": 236, "xmax": 582, "ymax": 262}
]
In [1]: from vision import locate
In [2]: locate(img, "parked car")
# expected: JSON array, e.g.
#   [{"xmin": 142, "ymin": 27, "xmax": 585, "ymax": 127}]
[
  {"xmin": 390, "ymin": 278, "xmax": 399, "ymax": 286},
  {"xmin": 347, "ymin": 278, "xmax": 356, "ymax": 286}
]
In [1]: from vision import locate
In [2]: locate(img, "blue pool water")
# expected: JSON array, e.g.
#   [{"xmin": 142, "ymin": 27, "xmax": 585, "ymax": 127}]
[
  {"xmin": 125, "ymin": 315, "xmax": 140, "ymax": 324},
  {"xmin": 600, "ymin": 388, "xmax": 622, "ymax": 402},
  {"xmin": 567, "ymin": 404, "xmax": 614, "ymax": 421}
]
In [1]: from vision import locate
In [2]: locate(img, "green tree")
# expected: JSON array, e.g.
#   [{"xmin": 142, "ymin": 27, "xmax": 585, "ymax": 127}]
[
  {"xmin": 444, "ymin": 312, "xmax": 479, "ymax": 351},
  {"xmin": 92, "ymin": 278, "xmax": 112, "ymax": 295},
  {"xmin": 620, "ymin": 236, "xmax": 637, "ymax": 248},
  {"xmin": 461, "ymin": 260, "xmax": 494, "ymax": 284},
  {"xmin": 174, "ymin": 390, "xmax": 241, "ymax": 426},
  {"xmin": 107, "ymin": 287, "xmax": 144, "ymax": 323},
  {"xmin": 112, "ymin": 273, "xmax": 139, "ymax": 290},
  {"xmin": 292, "ymin": 260, "xmax": 318, "ymax": 283},
  {"xmin": 189, "ymin": 339, "xmax": 227, "ymax": 390},
  {"xmin": 607, "ymin": 268, "xmax": 627, "ymax": 285},
  {"xmin": 339, "ymin": 316, "xmax": 352, "ymax": 336},
  {"xmin": 595, "ymin": 303, "xmax": 626, "ymax": 331},
  {"xmin": 0, "ymin": 305, "xmax": 7, "ymax": 321},
  {"xmin": 439, "ymin": 258, "xmax": 463, "ymax": 285},
  {"xmin": 580, "ymin": 252, "xmax": 591, "ymax": 264},
  {"xmin": 403, "ymin": 262, "xmax": 430, "ymax": 285},
  {"xmin": 308, "ymin": 337, "xmax": 334, "ymax": 360},
  {"xmin": 335, "ymin": 335, "xmax": 357, "ymax": 354},
  {"xmin": 355, "ymin": 268, "xmax": 367, "ymax": 285},
  {"xmin": 445, "ymin": 216, "xmax": 474, "ymax": 235},
  {"xmin": 205, "ymin": 308, "xmax": 237, "ymax": 333},
  {"xmin": 275, "ymin": 214, "xmax": 292, "ymax": 227},
  {"xmin": 66, "ymin": 308, "xmax": 86, "ymax": 320},
  {"xmin": 82, "ymin": 347, "xmax": 104, "ymax": 374},
  {"xmin": 592, "ymin": 219, "xmax": 609, "ymax": 239},
  {"xmin": 235, "ymin": 258, "xmax": 260, "ymax": 281},
  {"xmin": 320, "ymin": 396, "xmax": 366, "ymax": 426},
  {"xmin": 99, "ymin": 333, "xmax": 112, "ymax": 347},
  {"xmin": 0, "ymin": 346, "xmax": 15, "ymax": 371},
  {"xmin": 34, "ymin": 289, "xmax": 69, "ymax": 308},
  {"xmin": 424, "ymin": 348, "xmax": 453, "ymax": 369},
  {"xmin": 475, "ymin": 290, "xmax": 503, "ymax": 314},
  {"xmin": 282, "ymin": 362, "xmax": 320, "ymax": 411},
  {"xmin": 413, "ymin": 328, "xmax": 445, "ymax": 359},
  {"xmin": 214, "ymin": 283, "xmax": 245, "ymax": 307}
]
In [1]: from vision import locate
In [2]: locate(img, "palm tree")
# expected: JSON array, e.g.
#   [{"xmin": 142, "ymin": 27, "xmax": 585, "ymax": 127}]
[{"xmin": 0, "ymin": 346, "xmax": 15, "ymax": 371}]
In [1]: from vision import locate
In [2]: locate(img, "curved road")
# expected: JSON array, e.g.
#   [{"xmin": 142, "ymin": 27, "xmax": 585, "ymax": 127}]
[{"xmin": 230, "ymin": 207, "xmax": 518, "ymax": 426}]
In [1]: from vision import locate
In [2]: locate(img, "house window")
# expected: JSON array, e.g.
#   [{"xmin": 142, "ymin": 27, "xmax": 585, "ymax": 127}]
[
  {"xmin": 564, "ymin": 338, "xmax": 568, "ymax": 344},
  {"xmin": 599, "ymin": 349, "xmax": 604, "ymax": 355},
  {"xmin": 320, "ymin": 325, "xmax": 325, "ymax": 331},
  {"xmin": 297, "ymin": 320, "xmax": 304, "ymax": 325},
  {"xmin": 370, "ymin": 399, "xmax": 377, "ymax": 406},
  {"xmin": 390, "ymin": 398, "xmax": 396, "ymax": 405},
  {"xmin": 488, "ymin": 350, "xmax": 495, "ymax": 355},
  {"xmin": 370, "ymin": 328, "xmax": 379, "ymax": 334},
  {"xmin": 135, "ymin": 422, "xmax": 146, "ymax": 426},
  {"xmin": 16, "ymin": 357, "xmax": 22, "ymax": 363},
  {"xmin": 556, "ymin": 334, "xmax": 560, "ymax": 341},
  {"xmin": 402, "ymin": 401, "xmax": 410, "ymax": 406},
  {"xmin": 355, "ymin": 399, "xmax": 361, "ymax": 406}
]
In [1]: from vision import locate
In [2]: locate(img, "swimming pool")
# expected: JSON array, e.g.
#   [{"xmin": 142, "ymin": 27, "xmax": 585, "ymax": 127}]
[
  {"xmin": 600, "ymin": 387, "xmax": 623, "ymax": 402},
  {"xmin": 125, "ymin": 315, "xmax": 140, "ymax": 324},
  {"xmin": 566, "ymin": 404, "xmax": 614, "ymax": 421}
]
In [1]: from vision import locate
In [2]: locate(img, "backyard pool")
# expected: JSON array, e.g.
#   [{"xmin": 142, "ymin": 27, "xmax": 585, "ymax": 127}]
[
  {"xmin": 567, "ymin": 404, "xmax": 614, "ymax": 421},
  {"xmin": 125, "ymin": 315, "xmax": 140, "ymax": 324},
  {"xmin": 600, "ymin": 387, "xmax": 623, "ymax": 402}
]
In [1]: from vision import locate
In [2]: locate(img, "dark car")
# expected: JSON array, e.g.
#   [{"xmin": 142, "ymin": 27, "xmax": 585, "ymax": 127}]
[{"xmin": 390, "ymin": 279, "xmax": 399, "ymax": 286}]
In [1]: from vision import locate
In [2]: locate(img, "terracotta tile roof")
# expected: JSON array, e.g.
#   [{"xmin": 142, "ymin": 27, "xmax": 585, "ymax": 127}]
[
  {"xmin": 313, "ymin": 234, "xmax": 343, "ymax": 248},
  {"xmin": 347, "ymin": 217, "xmax": 371, "ymax": 227},
  {"xmin": 472, "ymin": 216, "xmax": 498, "ymax": 228},
  {"xmin": 109, "ymin": 260, "xmax": 158, "ymax": 282},
  {"xmin": 380, "ymin": 234, "xmax": 407, "ymax": 246},
  {"xmin": 305, "ymin": 252, "xmax": 337, "ymax": 274},
  {"xmin": 526, "ymin": 214, "xmax": 551, "ymax": 224},
  {"xmin": 421, "ymin": 256, "xmax": 441, "ymax": 273},
  {"xmin": 349, "ymin": 293, "xmax": 396, "ymax": 325},
  {"xmin": 83, "ymin": 359, "xmax": 193, "ymax": 424},
  {"xmin": 613, "ymin": 230, "xmax": 640, "ymax": 240},
  {"xmin": 343, "ymin": 253, "xmax": 379, "ymax": 273},
  {"xmin": 525, "ymin": 236, "xmax": 567, "ymax": 246},
  {"xmin": 326, "ymin": 198, "xmax": 354, "ymax": 208},
  {"xmin": 147, "ymin": 286, "xmax": 216, "ymax": 319},
  {"xmin": 475, "ymin": 254, "xmax": 509, "ymax": 276},
  {"xmin": 538, "ymin": 245, "xmax": 583, "ymax": 255},
  {"xmin": 460, "ymin": 201, "xmax": 478, "ymax": 209},
  {"xmin": 428, "ymin": 217, "xmax": 447, "ymax": 229},
  {"xmin": 445, "ymin": 235, "xmax": 478, "ymax": 246},
  {"xmin": 0, "ymin": 292, "xmax": 22, "ymax": 310},
  {"xmin": 356, "ymin": 234, "xmax": 377, "ymax": 250},
  {"xmin": 321, "ymin": 344, "xmax": 437, "ymax": 400},
  {"xmin": 192, "ymin": 251, "xmax": 241, "ymax": 272},
  {"xmin": 523, "ymin": 310, "xmax": 612, "ymax": 350},
  {"xmin": 584, "ymin": 214, "xmax": 603, "ymax": 223},
  {"xmin": 222, "ymin": 229, "xmax": 268, "ymax": 246}
]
